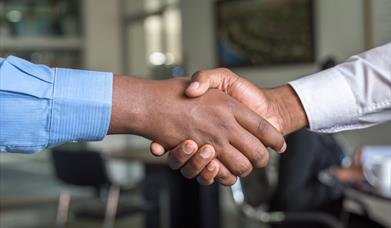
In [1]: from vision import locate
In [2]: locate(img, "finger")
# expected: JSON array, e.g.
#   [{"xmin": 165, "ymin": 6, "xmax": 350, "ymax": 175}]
[
  {"xmin": 186, "ymin": 68, "xmax": 238, "ymax": 97},
  {"xmin": 166, "ymin": 140, "xmax": 198, "ymax": 170},
  {"xmin": 233, "ymin": 103, "xmax": 286, "ymax": 153},
  {"xmin": 150, "ymin": 142, "xmax": 166, "ymax": 157},
  {"xmin": 230, "ymin": 124, "xmax": 270, "ymax": 168},
  {"xmin": 214, "ymin": 160, "xmax": 237, "ymax": 186},
  {"xmin": 197, "ymin": 159, "xmax": 220, "ymax": 185},
  {"xmin": 217, "ymin": 144, "xmax": 253, "ymax": 177},
  {"xmin": 180, "ymin": 144, "xmax": 216, "ymax": 179}
]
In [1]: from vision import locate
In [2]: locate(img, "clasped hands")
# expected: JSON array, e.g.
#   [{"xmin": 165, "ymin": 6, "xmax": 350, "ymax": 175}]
[{"xmin": 109, "ymin": 68, "xmax": 307, "ymax": 186}]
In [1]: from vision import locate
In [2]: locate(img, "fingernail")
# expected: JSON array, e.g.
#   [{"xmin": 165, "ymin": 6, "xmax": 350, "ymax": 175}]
[
  {"xmin": 279, "ymin": 142, "xmax": 287, "ymax": 153},
  {"xmin": 200, "ymin": 148, "xmax": 212, "ymax": 159},
  {"xmin": 189, "ymin": 82, "xmax": 200, "ymax": 90},
  {"xmin": 183, "ymin": 142, "xmax": 194, "ymax": 155},
  {"xmin": 207, "ymin": 162, "xmax": 216, "ymax": 171}
]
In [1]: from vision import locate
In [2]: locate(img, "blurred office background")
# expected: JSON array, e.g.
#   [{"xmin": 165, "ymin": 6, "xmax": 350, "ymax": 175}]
[{"xmin": 0, "ymin": 0, "xmax": 390, "ymax": 228}]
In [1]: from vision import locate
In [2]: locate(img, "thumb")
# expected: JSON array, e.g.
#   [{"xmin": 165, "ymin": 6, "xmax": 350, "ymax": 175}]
[
  {"xmin": 150, "ymin": 142, "xmax": 167, "ymax": 157},
  {"xmin": 185, "ymin": 69, "xmax": 225, "ymax": 97},
  {"xmin": 185, "ymin": 79, "xmax": 211, "ymax": 97}
]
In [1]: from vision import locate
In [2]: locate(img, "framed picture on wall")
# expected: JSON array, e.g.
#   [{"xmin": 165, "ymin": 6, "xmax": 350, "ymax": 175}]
[{"xmin": 215, "ymin": 0, "xmax": 315, "ymax": 67}]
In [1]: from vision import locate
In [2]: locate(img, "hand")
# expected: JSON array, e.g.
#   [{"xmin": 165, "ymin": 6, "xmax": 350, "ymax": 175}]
[
  {"xmin": 185, "ymin": 68, "xmax": 308, "ymax": 134},
  {"xmin": 335, "ymin": 166, "xmax": 364, "ymax": 183},
  {"xmin": 150, "ymin": 68, "xmax": 307, "ymax": 185},
  {"xmin": 109, "ymin": 76, "xmax": 286, "ymax": 185},
  {"xmin": 351, "ymin": 146, "xmax": 364, "ymax": 167},
  {"xmin": 333, "ymin": 147, "xmax": 364, "ymax": 183}
]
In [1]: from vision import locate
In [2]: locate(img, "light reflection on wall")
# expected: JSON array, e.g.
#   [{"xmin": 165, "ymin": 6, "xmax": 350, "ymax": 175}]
[{"xmin": 144, "ymin": 0, "xmax": 182, "ymax": 66}]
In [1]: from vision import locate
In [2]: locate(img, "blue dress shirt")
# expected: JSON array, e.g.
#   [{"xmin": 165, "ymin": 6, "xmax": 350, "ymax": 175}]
[{"xmin": 0, "ymin": 56, "xmax": 113, "ymax": 153}]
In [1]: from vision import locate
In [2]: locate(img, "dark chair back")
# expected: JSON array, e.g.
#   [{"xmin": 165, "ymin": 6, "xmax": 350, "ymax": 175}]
[
  {"xmin": 230, "ymin": 129, "xmax": 346, "ymax": 228},
  {"xmin": 240, "ymin": 168, "xmax": 272, "ymax": 207},
  {"xmin": 51, "ymin": 149, "xmax": 110, "ymax": 189}
]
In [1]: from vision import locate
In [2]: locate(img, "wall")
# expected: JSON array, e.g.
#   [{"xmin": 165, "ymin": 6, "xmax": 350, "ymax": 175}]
[
  {"xmin": 181, "ymin": 0, "xmax": 391, "ymax": 152},
  {"xmin": 83, "ymin": 0, "xmax": 122, "ymax": 72}
]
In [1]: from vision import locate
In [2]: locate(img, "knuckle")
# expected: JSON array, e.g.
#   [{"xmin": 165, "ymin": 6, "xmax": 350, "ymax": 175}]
[
  {"xmin": 226, "ymin": 101, "xmax": 237, "ymax": 113},
  {"xmin": 267, "ymin": 132, "xmax": 284, "ymax": 150},
  {"xmin": 215, "ymin": 173, "xmax": 227, "ymax": 182},
  {"xmin": 241, "ymin": 138, "xmax": 265, "ymax": 168},
  {"xmin": 197, "ymin": 174, "xmax": 213, "ymax": 186},
  {"xmin": 206, "ymin": 137, "xmax": 218, "ymax": 149},
  {"xmin": 168, "ymin": 161, "xmax": 180, "ymax": 170},
  {"xmin": 169, "ymin": 147, "xmax": 181, "ymax": 158},
  {"xmin": 252, "ymin": 153, "xmax": 263, "ymax": 167},
  {"xmin": 167, "ymin": 153, "xmax": 182, "ymax": 170},
  {"xmin": 223, "ymin": 176, "xmax": 237, "ymax": 186},
  {"xmin": 256, "ymin": 119, "xmax": 269, "ymax": 136},
  {"xmin": 215, "ymin": 170, "xmax": 230, "ymax": 183},
  {"xmin": 259, "ymin": 150, "xmax": 270, "ymax": 168},
  {"xmin": 180, "ymin": 168, "xmax": 195, "ymax": 179},
  {"xmin": 253, "ymin": 147, "xmax": 268, "ymax": 168},
  {"xmin": 192, "ymin": 70, "xmax": 207, "ymax": 80},
  {"xmin": 218, "ymin": 67, "xmax": 232, "ymax": 75},
  {"xmin": 233, "ymin": 161, "xmax": 252, "ymax": 177},
  {"xmin": 170, "ymin": 149, "xmax": 186, "ymax": 163},
  {"xmin": 188, "ymin": 158, "xmax": 204, "ymax": 172},
  {"xmin": 217, "ymin": 121, "xmax": 232, "ymax": 132}
]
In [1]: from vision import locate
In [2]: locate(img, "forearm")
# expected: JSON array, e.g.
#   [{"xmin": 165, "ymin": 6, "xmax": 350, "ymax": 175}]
[
  {"xmin": 289, "ymin": 43, "xmax": 391, "ymax": 133},
  {"xmin": 264, "ymin": 85, "xmax": 308, "ymax": 135}
]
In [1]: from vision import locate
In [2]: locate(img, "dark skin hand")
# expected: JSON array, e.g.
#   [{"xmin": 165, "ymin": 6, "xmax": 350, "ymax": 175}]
[
  {"xmin": 109, "ymin": 75, "xmax": 286, "ymax": 185},
  {"xmin": 151, "ymin": 68, "xmax": 308, "ymax": 185}
]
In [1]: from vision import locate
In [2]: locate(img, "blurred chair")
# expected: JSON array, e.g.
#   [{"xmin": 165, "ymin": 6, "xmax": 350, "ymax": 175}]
[
  {"xmin": 270, "ymin": 130, "xmax": 345, "ymax": 215},
  {"xmin": 51, "ymin": 149, "xmax": 152, "ymax": 228},
  {"xmin": 269, "ymin": 129, "xmax": 385, "ymax": 228},
  {"xmin": 229, "ymin": 129, "xmax": 346, "ymax": 228},
  {"xmin": 230, "ymin": 177, "xmax": 345, "ymax": 228}
]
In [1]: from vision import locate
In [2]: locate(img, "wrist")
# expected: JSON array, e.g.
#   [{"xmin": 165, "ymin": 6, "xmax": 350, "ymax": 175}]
[
  {"xmin": 264, "ymin": 85, "xmax": 308, "ymax": 135},
  {"xmin": 108, "ymin": 75, "xmax": 149, "ymax": 135}
]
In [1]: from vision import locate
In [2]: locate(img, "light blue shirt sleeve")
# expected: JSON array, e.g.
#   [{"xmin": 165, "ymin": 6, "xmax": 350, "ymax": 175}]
[{"xmin": 0, "ymin": 56, "xmax": 113, "ymax": 153}]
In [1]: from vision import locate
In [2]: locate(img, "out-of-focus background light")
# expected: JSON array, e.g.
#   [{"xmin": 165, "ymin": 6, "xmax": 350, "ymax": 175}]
[
  {"xmin": 148, "ymin": 52, "xmax": 166, "ymax": 65},
  {"xmin": 6, "ymin": 10, "xmax": 22, "ymax": 23}
]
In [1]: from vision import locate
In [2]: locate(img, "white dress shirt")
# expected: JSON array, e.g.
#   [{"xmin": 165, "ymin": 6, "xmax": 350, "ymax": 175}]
[
  {"xmin": 289, "ymin": 42, "xmax": 391, "ymax": 133},
  {"xmin": 361, "ymin": 145, "xmax": 391, "ymax": 167},
  {"xmin": 361, "ymin": 145, "xmax": 391, "ymax": 198}
]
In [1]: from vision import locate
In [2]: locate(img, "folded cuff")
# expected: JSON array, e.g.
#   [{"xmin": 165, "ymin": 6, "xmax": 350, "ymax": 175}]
[
  {"xmin": 49, "ymin": 68, "xmax": 113, "ymax": 147},
  {"xmin": 289, "ymin": 68, "xmax": 358, "ymax": 133}
]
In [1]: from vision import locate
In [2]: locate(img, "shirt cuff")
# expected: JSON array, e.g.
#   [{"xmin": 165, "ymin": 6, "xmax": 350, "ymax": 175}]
[
  {"xmin": 49, "ymin": 68, "xmax": 113, "ymax": 147},
  {"xmin": 289, "ymin": 68, "xmax": 358, "ymax": 133},
  {"xmin": 361, "ymin": 146, "xmax": 391, "ymax": 166}
]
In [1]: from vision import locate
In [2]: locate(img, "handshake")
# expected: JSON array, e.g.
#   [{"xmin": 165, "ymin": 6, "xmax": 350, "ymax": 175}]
[{"xmin": 109, "ymin": 68, "xmax": 308, "ymax": 186}]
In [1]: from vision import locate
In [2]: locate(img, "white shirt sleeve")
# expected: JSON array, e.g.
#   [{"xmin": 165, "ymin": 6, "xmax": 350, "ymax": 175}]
[{"xmin": 289, "ymin": 42, "xmax": 391, "ymax": 133}]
